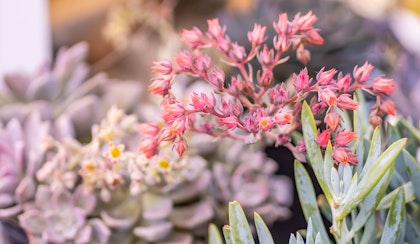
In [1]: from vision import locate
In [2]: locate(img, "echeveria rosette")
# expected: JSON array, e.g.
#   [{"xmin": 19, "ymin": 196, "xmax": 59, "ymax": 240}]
[
  {"xmin": 211, "ymin": 139, "xmax": 293, "ymax": 226},
  {"xmin": 0, "ymin": 113, "xmax": 49, "ymax": 218},
  {"xmin": 18, "ymin": 185, "xmax": 110, "ymax": 243}
]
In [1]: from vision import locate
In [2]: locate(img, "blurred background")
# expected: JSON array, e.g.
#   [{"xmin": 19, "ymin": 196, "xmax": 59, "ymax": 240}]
[{"xmin": 1, "ymin": 0, "xmax": 420, "ymax": 242}]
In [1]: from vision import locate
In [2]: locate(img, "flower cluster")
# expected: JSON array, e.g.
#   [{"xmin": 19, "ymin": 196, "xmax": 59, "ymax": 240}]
[{"xmin": 145, "ymin": 11, "xmax": 397, "ymax": 165}]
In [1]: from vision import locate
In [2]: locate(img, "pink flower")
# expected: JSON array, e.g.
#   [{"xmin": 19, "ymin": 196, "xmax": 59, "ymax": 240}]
[
  {"xmin": 316, "ymin": 129, "xmax": 330, "ymax": 148},
  {"xmin": 193, "ymin": 53, "xmax": 211, "ymax": 72},
  {"xmin": 231, "ymin": 42, "xmax": 246, "ymax": 62},
  {"xmin": 268, "ymin": 84, "xmax": 289, "ymax": 104},
  {"xmin": 335, "ymin": 130, "xmax": 356, "ymax": 146},
  {"xmin": 353, "ymin": 61, "xmax": 374, "ymax": 83},
  {"xmin": 209, "ymin": 67, "xmax": 225, "ymax": 88},
  {"xmin": 318, "ymin": 87, "xmax": 337, "ymax": 106},
  {"xmin": 174, "ymin": 51, "xmax": 194, "ymax": 71},
  {"xmin": 274, "ymin": 111, "xmax": 294, "ymax": 125},
  {"xmin": 337, "ymin": 94, "xmax": 358, "ymax": 110},
  {"xmin": 325, "ymin": 112, "xmax": 340, "ymax": 132},
  {"xmin": 161, "ymin": 101, "xmax": 185, "ymax": 124},
  {"xmin": 138, "ymin": 137, "xmax": 159, "ymax": 158},
  {"xmin": 258, "ymin": 69, "xmax": 274, "ymax": 87},
  {"xmin": 303, "ymin": 29, "xmax": 324, "ymax": 45},
  {"xmin": 293, "ymin": 11, "xmax": 317, "ymax": 31},
  {"xmin": 181, "ymin": 27, "xmax": 204, "ymax": 48},
  {"xmin": 191, "ymin": 92, "xmax": 215, "ymax": 113},
  {"xmin": 257, "ymin": 45, "xmax": 274, "ymax": 66},
  {"xmin": 293, "ymin": 68, "xmax": 310, "ymax": 92},
  {"xmin": 372, "ymin": 77, "xmax": 397, "ymax": 95},
  {"xmin": 217, "ymin": 116, "xmax": 239, "ymax": 129},
  {"xmin": 138, "ymin": 122, "xmax": 160, "ymax": 136},
  {"xmin": 248, "ymin": 24, "xmax": 267, "ymax": 46},
  {"xmin": 148, "ymin": 77, "xmax": 171, "ymax": 95},
  {"xmin": 333, "ymin": 147, "xmax": 358, "ymax": 165},
  {"xmin": 258, "ymin": 117, "xmax": 274, "ymax": 131},
  {"xmin": 380, "ymin": 100, "xmax": 396, "ymax": 116},
  {"xmin": 207, "ymin": 18, "xmax": 225, "ymax": 38},
  {"xmin": 317, "ymin": 67, "xmax": 337, "ymax": 86},
  {"xmin": 170, "ymin": 119, "xmax": 187, "ymax": 136},
  {"xmin": 273, "ymin": 13, "xmax": 289, "ymax": 35},
  {"xmin": 151, "ymin": 60, "xmax": 172, "ymax": 75},
  {"xmin": 336, "ymin": 73, "xmax": 351, "ymax": 92},
  {"xmin": 273, "ymin": 34, "xmax": 289, "ymax": 52}
]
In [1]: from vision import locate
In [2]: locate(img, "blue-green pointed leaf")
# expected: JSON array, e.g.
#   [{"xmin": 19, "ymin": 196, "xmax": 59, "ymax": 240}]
[
  {"xmin": 379, "ymin": 188, "xmax": 406, "ymax": 244},
  {"xmin": 403, "ymin": 149, "xmax": 420, "ymax": 200},
  {"xmin": 338, "ymin": 138, "xmax": 406, "ymax": 219},
  {"xmin": 209, "ymin": 224, "xmax": 223, "ymax": 244},
  {"xmin": 295, "ymin": 161, "xmax": 330, "ymax": 242},
  {"xmin": 401, "ymin": 118, "xmax": 420, "ymax": 142},
  {"xmin": 355, "ymin": 139, "xmax": 370, "ymax": 176},
  {"xmin": 301, "ymin": 101, "xmax": 332, "ymax": 204},
  {"xmin": 317, "ymin": 194, "xmax": 332, "ymax": 223},
  {"xmin": 222, "ymin": 225, "xmax": 233, "ymax": 244},
  {"xmin": 360, "ymin": 127, "xmax": 381, "ymax": 179},
  {"xmin": 353, "ymin": 89, "xmax": 371, "ymax": 139},
  {"xmin": 228, "ymin": 201, "xmax": 254, "ymax": 244},
  {"xmin": 350, "ymin": 168, "xmax": 393, "ymax": 233},
  {"xmin": 254, "ymin": 212, "xmax": 274, "ymax": 244},
  {"xmin": 289, "ymin": 234, "xmax": 297, "ymax": 244},
  {"xmin": 377, "ymin": 182, "xmax": 416, "ymax": 210}
]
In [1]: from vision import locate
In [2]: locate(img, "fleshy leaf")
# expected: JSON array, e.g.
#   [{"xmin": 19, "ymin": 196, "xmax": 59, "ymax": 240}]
[
  {"xmin": 208, "ymin": 224, "xmax": 223, "ymax": 244},
  {"xmin": 301, "ymin": 101, "xmax": 332, "ymax": 204},
  {"xmin": 222, "ymin": 225, "xmax": 233, "ymax": 244},
  {"xmin": 254, "ymin": 212, "xmax": 274, "ymax": 244},
  {"xmin": 379, "ymin": 188, "xmax": 406, "ymax": 244},
  {"xmin": 402, "ymin": 149, "xmax": 420, "ymax": 200},
  {"xmin": 377, "ymin": 182, "xmax": 416, "ymax": 210},
  {"xmin": 338, "ymin": 138, "xmax": 406, "ymax": 219},
  {"xmin": 228, "ymin": 201, "xmax": 254, "ymax": 244},
  {"xmin": 294, "ymin": 161, "xmax": 330, "ymax": 242}
]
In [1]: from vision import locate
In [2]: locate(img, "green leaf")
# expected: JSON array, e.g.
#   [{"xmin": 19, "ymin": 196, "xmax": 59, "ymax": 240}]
[
  {"xmin": 350, "ymin": 168, "xmax": 393, "ymax": 234},
  {"xmin": 401, "ymin": 118, "xmax": 420, "ymax": 142},
  {"xmin": 301, "ymin": 101, "xmax": 332, "ymax": 204},
  {"xmin": 379, "ymin": 188, "xmax": 406, "ymax": 244},
  {"xmin": 377, "ymin": 181, "xmax": 416, "ymax": 210},
  {"xmin": 360, "ymin": 127, "xmax": 381, "ymax": 179},
  {"xmin": 222, "ymin": 225, "xmax": 233, "ymax": 244},
  {"xmin": 403, "ymin": 149, "xmax": 420, "ymax": 200},
  {"xmin": 228, "ymin": 201, "xmax": 254, "ymax": 244},
  {"xmin": 338, "ymin": 138, "xmax": 407, "ymax": 219},
  {"xmin": 254, "ymin": 212, "xmax": 274, "ymax": 244},
  {"xmin": 208, "ymin": 224, "xmax": 223, "ymax": 244},
  {"xmin": 353, "ymin": 89, "xmax": 371, "ymax": 140},
  {"xmin": 295, "ymin": 161, "xmax": 330, "ymax": 242},
  {"xmin": 289, "ymin": 234, "xmax": 298, "ymax": 244}
]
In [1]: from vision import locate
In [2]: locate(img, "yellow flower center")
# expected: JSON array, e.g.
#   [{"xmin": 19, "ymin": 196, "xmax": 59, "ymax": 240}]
[
  {"xmin": 110, "ymin": 146, "xmax": 121, "ymax": 158},
  {"xmin": 102, "ymin": 129, "xmax": 115, "ymax": 142},
  {"xmin": 158, "ymin": 159, "xmax": 170, "ymax": 169},
  {"xmin": 84, "ymin": 163, "xmax": 96, "ymax": 172}
]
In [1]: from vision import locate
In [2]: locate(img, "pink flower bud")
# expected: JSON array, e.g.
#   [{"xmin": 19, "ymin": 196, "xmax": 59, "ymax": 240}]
[
  {"xmin": 217, "ymin": 116, "xmax": 239, "ymax": 128},
  {"xmin": 248, "ymin": 24, "xmax": 267, "ymax": 46},
  {"xmin": 293, "ymin": 68, "xmax": 310, "ymax": 92},
  {"xmin": 336, "ymin": 73, "xmax": 351, "ymax": 92},
  {"xmin": 318, "ymin": 87, "xmax": 337, "ymax": 106},
  {"xmin": 302, "ymin": 29, "xmax": 324, "ymax": 45},
  {"xmin": 209, "ymin": 67, "xmax": 225, "ymax": 88},
  {"xmin": 181, "ymin": 27, "xmax": 204, "ymax": 48},
  {"xmin": 258, "ymin": 69, "xmax": 274, "ymax": 87},
  {"xmin": 138, "ymin": 137, "xmax": 159, "ymax": 158},
  {"xmin": 194, "ymin": 53, "xmax": 211, "ymax": 72},
  {"xmin": 257, "ymin": 45, "xmax": 274, "ymax": 66},
  {"xmin": 174, "ymin": 139, "xmax": 188, "ymax": 157},
  {"xmin": 333, "ymin": 147, "xmax": 357, "ymax": 165},
  {"xmin": 151, "ymin": 60, "xmax": 173, "ymax": 75},
  {"xmin": 317, "ymin": 67, "xmax": 337, "ymax": 86},
  {"xmin": 380, "ymin": 100, "xmax": 396, "ymax": 116},
  {"xmin": 139, "ymin": 122, "xmax": 160, "ymax": 136},
  {"xmin": 190, "ymin": 92, "xmax": 215, "ymax": 113},
  {"xmin": 273, "ymin": 13, "xmax": 289, "ymax": 35},
  {"xmin": 148, "ymin": 77, "xmax": 171, "ymax": 95},
  {"xmin": 372, "ymin": 77, "xmax": 397, "ymax": 95},
  {"xmin": 316, "ymin": 129, "xmax": 330, "ymax": 148},
  {"xmin": 273, "ymin": 34, "xmax": 289, "ymax": 52},
  {"xmin": 161, "ymin": 101, "xmax": 185, "ymax": 124},
  {"xmin": 335, "ymin": 130, "xmax": 356, "ymax": 146},
  {"xmin": 353, "ymin": 61, "xmax": 374, "ymax": 83},
  {"xmin": 274, "ymin": 111, "xmax": 294, "ymax": 125},
  {"xmin": 337, "ymin": 94, "xmax": 358, "ymax": 110},
  {"xmin": 174, "ymin": 50, "xmax": 194, "ymax": 71},
  {"xmin": 293, "ymin": 11, "xmax": 317, "ymax": 31},
  {"xmin": 268, "ymin": 83, "xmax": 289, "ymax": 104},
  {"xmin": 231, "ymin": 42, "xmax": 246, "ymax": 62},
  {"xmin": 207, "ymin": 18, "xmax": 225, "ymax": 39},
  {"xmin": 369, "ymin": 114, "xmax": 382, "ymax": 128},
  {"xmin": 296, "ymin": 47, "xmax": 311, "ymax": 65},
  {"xmin": 325, "ymin": 112, "xmax": 340, "ymax": 132}
]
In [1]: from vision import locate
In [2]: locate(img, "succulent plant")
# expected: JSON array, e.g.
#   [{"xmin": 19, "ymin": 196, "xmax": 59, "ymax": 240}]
[
  {"xmin": 18, "ymin": 185, "xmax": 110, "ymax": 243},
  {"xmin": 0, "ymin": 113, "xmax": 49, "ymax": 218}
]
